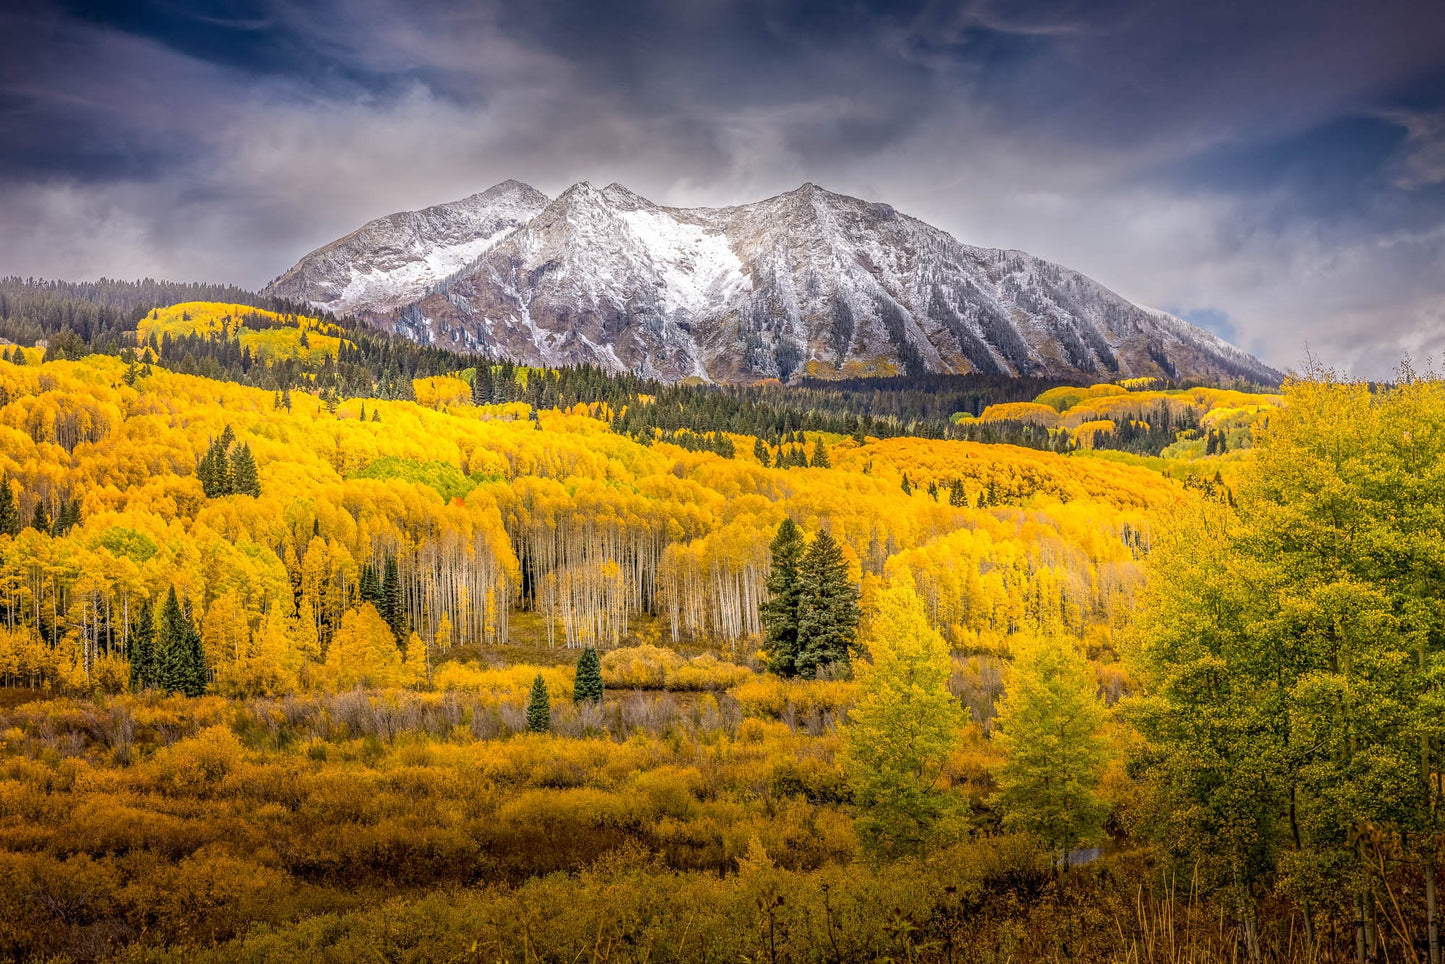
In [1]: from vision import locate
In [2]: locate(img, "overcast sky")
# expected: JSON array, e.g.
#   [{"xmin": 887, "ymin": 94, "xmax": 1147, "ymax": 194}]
[{"xmin": 2, "ymin": 0, "xmax": 1443, "ymax": 377}]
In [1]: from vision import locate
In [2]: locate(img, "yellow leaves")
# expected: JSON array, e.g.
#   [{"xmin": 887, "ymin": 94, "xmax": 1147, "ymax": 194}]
[
  {"xmin": 728, "ymin": 676, "xmax": 856, "ymax": 719},
  {"xmin": 600, "ymin": 645, "xmax": 751, "ymax": 690},
  {"xmin": 434, "ymin": 662, "xmax": 572, "ymax": 703},
  {"xmin": 977, "ymin": 401, "xmax": 1063, "ymax": 427},
  {"xmin": 137, "ymin": 302, "xmax": 349, "ymax": 364},
  {"xmin": 412, "ymin": 376, "xmax": 472, "ymax": 410},
  {"xmin": 150, "ymin": 725, "xmax": 244, "ymax": 794},
  {"xmin": 319, "ymin": 604, "xmax": 403, "ymax": 690}
]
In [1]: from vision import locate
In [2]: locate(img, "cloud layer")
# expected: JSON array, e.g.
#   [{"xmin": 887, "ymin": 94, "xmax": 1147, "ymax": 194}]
[{"xmin": 2, "ymin": 0, "xmax": 1443, "ymax": 377}]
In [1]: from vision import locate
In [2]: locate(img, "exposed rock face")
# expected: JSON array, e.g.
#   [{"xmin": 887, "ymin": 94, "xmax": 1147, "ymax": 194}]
[
  {"xmin": 264, "ymin": 180, "xmax": 549, "ymax": 316},
  {"xmin": 266, "ymin": 179, "xmax": 1279, "ymax": 384}
]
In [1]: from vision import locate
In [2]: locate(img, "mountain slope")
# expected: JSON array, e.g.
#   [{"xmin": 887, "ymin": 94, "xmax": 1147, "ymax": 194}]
[
  {"xmin": 266, "ymin": 180, "xmax": 1279, "ymax": 385},
  {"xmin": 265, "ymin": 180, "xmax": 549, "ymax": 316}
]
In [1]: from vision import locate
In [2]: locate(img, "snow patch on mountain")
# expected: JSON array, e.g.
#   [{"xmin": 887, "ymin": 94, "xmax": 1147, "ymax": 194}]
[
  {"xmin": 616, "ymin": 209, "xmax": 751, "ymax": 315},
  {"xmin": 329, "ymin": 227, "xmax": 518, "ymax": 315}
]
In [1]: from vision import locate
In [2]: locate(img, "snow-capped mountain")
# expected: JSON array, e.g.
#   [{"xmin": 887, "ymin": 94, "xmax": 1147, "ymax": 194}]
[
  {"xmin": 265, "ymin": 180, "xmax": 548, "ymax": 316},
  {"xmin": 265, "ymin": 180, "xmax": 1280, "ymax": 385}
]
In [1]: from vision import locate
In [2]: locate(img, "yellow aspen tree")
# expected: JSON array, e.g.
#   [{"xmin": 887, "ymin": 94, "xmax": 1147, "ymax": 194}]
[{"xmin": 841, "ymin": 583, "xmax": 966, "ymax": 855}]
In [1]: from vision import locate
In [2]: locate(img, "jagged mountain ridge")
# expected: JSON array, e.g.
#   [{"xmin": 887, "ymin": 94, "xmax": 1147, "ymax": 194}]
[
  {"xmin": 265, "ymin": 180, "xmax": 549, "ymax": 316},
  {"xmin": 265, "ymin": 180, "xmax": 1279, "ymax": 385}
]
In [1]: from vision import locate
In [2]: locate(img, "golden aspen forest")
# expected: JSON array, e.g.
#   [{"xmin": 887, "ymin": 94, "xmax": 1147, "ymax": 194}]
[{"xmin": 2, "ymin": 293, "xmax": 1441, "ymax": 963}]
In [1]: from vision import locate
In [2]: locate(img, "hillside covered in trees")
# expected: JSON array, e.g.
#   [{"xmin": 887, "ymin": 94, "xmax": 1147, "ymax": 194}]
[{"xmin": 0, "ymin": 298, "xmax": 1438, "ymax": 962}]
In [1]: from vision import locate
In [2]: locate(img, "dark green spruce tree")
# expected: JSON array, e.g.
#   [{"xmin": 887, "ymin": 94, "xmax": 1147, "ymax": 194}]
[
  {"xmin": 230, "ymin": 443, "xmax": 260, "ymax": 497},
  {"xmin": 0, "ymin": 474, "xmax": 18, "ymax": 537},
  {"xmin": 811, "ymin": 439, "xmax": 831, "ymax": 468},
  {"xmin": 796, "ymin": 528, "xmax": 861, "ymax": 679},
  {"xmin": 29, "ymin": 502, "xmax": 48, "ymax": 533},
  {"xmin": 178, "ymin": 597, "xmax": 207, "ymax": 696},
  {"xmin": 156, "ymin": 588, "xmax": 192, "ymax": 694},
  {"xmin": 573, "ymin": 647, "xmax": 604, "ymax": 704},
  {"xmin": 381, "ymin": 556, "xmax": 404, "ymax": 639},
  {"xmin": 359, "ymin": 562, "xmax": 382, "ymax": 610},
  {"xmin": 760, "ymin": 518, "xmax": 805, "ymax": 677},
  {"xmin": 128, "ymin": 603, "xmax": 156, "ymax": 691},
  {"xmin": 472, "ymin": 363, "xmax": 493, "ymax": 405},
  {"xmin": 526, "ymin": 674, "xmax": 551, "ymax": 732}
]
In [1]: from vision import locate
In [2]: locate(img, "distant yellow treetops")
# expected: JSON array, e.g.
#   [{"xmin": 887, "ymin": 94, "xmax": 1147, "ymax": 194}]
[
  {"xmin": 0, "ymin": 303, "xmax": 1206, "ymax": 694},
  {"xmin": 137, "ymin": 301, "xmax": 351, "ymax": 364}
]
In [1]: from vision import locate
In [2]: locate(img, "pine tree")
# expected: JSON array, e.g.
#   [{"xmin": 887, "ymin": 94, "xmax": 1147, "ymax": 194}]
[
  {"xmin": 230, "ymin": 443, "xmax": 260, "ymax": 497},
  {"xmin": 926, "ymin": 480, "xmax": 939, "ymax": 501},
  {"xmin": 51, "ymin": 499, "xmax": 79, "ymax": 536},
  {"xmin": 472, "ymin": 363, "xmax": 493, "ymax": 405},
  {"xmin": 381, "ymin": 556, "xmax": 404, "ymax": 639},
  {"xmin": 753, "ymin": 437, "xmax": 768, "ymax": 463},
  {"xmin": 526, "ymin": 674, "xmax": 551, "ymax": 732},
  {"xmin": 180, "ymin": 599, "xmax": 207, "ymax": 696},
  {"xmin": 760, "ymin": 518, "xmax": 805, "ymax": 677},
  {"xmin": 156, "ymin": 588, "xmax": 191, "ymax": 694},
  {"xmin": 948, "ymin": 478, "xmax": 967, "ymax": 507},
  {"xmin": 811, "ymin": 439, "xmax": 831, "ymax": 468},
  {"xmin": 197, "ymin": 443, "xmax": 218, "ymax": 497},
  {"xmin": 796, "ymin": 528, "xmax": 861, "ymax": 678},
  {"xmin": 359, "ymin": 562, "xmax": 381, "ymax": 610},
  {"xmin": 128, "ymin": 602, "xmax": 156, "ymax": 691},
  {"xmin": 28, "ymin": 501, "xmax": 48, "ymax": 533},
  {"xmin": 900, "ymin": 473, "xmax": 912, "ymax": 496},
  {"xmin": 573, "ymin": 646, "xmax": 604, "ymax": 703},
  {"xmin": 0, "ymin": 474, "xmax": 18, "ymax": 537}
]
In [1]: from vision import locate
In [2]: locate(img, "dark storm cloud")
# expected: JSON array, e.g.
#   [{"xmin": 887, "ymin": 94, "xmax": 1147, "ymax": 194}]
[{"xmin": 0, "ymin": 0, "xmax": 1442, "ymax": 376}]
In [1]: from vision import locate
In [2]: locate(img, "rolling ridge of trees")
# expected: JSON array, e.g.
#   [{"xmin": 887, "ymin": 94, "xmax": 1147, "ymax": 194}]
[{"xmin": 3, "ymin": 284, "xmax": 1275, "ymax": 457}]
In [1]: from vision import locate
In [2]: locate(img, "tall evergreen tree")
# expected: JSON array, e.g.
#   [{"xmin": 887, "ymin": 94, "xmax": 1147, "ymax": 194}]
[
  {"xmin": 50, "ymin": 499, "xmax": 80, "ymax": 536},
  {"xmin": 381, "ymin": 556, "xmax": 404, "ymax": 639},
  {"xmin": 573, "ymin": 647, "xmax": 604, "ymax": 703},
  {"xmin": 156, "ymin": 588, "xmax": 194, "ymax": 694},
  {"xmin": 796, "ymin": 528, "xmax": 861, "ymax": 678},
  {"xmin": 128, "ymin": 602, "xmax": 156, "ymax": 691},
  {"xmin": 230, "ymin": 443, "xmax": 260, "ymax": 497},
  {"xmin": 28, "ymin": 501, "xmax": 48, "ymax": 533},
  {"xmin": 948, "ymin": 478, "xmax": 968, "ymax": 507},
  {"xmin": 358, "ymin": 562, "xmax": 381, "ymax": 609},
  {"xmin": 526, "ymin": 674, "xmax": 551, "ymax": 732},
  {"xmin": 753, "ymin": 437, "xmax": 768, "ymax": 463},
  {"xmin": 0, "ymin": 474, "xmax": 18, "ymax": 537},
  {"xmin": 811, "ymin": 439, "xmax": 831, "ymax": 468},
  {"xmin": 472, "ymin": 363, "xmax": 493, "ymax": 405},
  {"xmin": 179, "ymin": 596, "xmax": 207, "ymax": 696},
  {"xmin": 760, "ymin": 518, "xmax": 805, "ymax": 677}
]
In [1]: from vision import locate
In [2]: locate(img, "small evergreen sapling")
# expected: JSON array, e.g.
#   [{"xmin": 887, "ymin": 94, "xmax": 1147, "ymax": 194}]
[
  {"xmin": 526, "ymin": 674, "xmax": 551, "ymax": 732},
  {"xmin": 573, "ymin": 647, "xmax": 604, "ymax": 703}
]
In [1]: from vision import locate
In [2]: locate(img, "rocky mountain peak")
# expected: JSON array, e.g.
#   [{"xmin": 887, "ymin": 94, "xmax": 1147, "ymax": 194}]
[{"xmin": 264, "ymin": 180, "xmax": 1280, "ymax": 386}]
